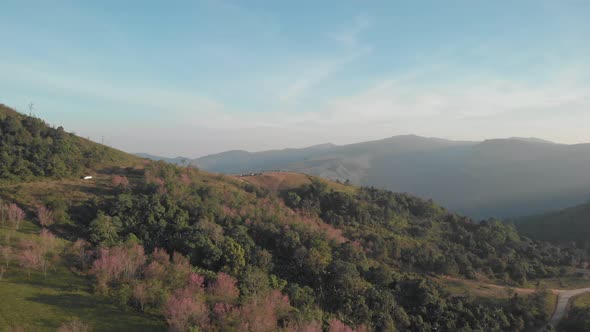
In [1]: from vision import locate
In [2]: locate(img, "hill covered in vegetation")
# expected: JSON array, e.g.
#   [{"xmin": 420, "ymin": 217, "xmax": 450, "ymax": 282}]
[
  {"xmin": 0, "ymin": 105, "xmax": 583, "ymax": 331},
  {"xmin": 164, "ymin": 135, "xmax": 590, "ymax": 220},
  {"xmin": 515, "ymin": 200, "xmax": 590, "ymax": 250},
  {"xmin": 0, "ymin": 104, "xmax": 137, "ymax": 184}
]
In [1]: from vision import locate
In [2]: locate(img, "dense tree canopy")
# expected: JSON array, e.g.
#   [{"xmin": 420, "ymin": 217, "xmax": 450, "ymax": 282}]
[{"xmin": 77, "ymin": 161, "xmax": 579, "ymax": 331}]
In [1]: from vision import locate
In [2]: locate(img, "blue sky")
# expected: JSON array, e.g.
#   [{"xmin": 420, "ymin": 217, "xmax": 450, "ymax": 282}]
[{"xmin": 1, "ymin": 0, "xmax": 589, "ymax": 157}]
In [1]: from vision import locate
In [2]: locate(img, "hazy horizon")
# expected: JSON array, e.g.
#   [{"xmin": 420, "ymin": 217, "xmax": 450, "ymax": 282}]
[
  {"xmin": 134, "ymin": 134, "xmax": 588, "ymax": 159},
  {"xmin": 2, "ymin": 1, "xmax": 589, "ymax": 157}
]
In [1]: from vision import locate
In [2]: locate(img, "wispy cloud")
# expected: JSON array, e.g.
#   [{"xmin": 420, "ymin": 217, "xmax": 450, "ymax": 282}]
[
  {"xmin": 276, "ymin": 48, "xmax": 371, "ymax": 103},
  {"xmin": 320, "ymin": 66, "xmax": 590, "ymax": 125},
  {"xmin": 276, "ymin": 15, "xmax": 373, "ymax": 103},
  {"xmin": 187, "ymin": 63, "xmax": 590, "ymax": 142},
  {"xmin": 330, "ymin": 14, "xmax": 372, "ymax": 48}
]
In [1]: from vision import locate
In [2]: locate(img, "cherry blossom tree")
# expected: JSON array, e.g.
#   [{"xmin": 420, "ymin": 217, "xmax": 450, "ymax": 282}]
[
  {"xmin": 91, "ymin": 244, "xmax": 147, "ymax": 292},
  {"xmin": 296, "ymin": 321, "xmax": 323, "ymax": 332},
  {"xmin": 18, "ymin": 240, "xmax": 42, "ymax": 276},
  {"xmin": 37, "ymin": 205, "xmax": 54, "ymax": 227},
  {"xmin": 152, "ymin": 247, "xmax": 170, "ymax": 265},
  {"xmin": 18, "ymin": 237, "xmax": 54, "ymax": 278},
  {"xmin": 8, "ymin": 203, "xmax": 25, "ymax": 230},
  {"xmin": 163, "ymin": 287, "xmax": 209, "ymax": 332},
  {"xmin": 40, "ymin": 228, "xmax": 56, "ymax": 252},
  {"xmin": 167, "ymin": 252, "xmax": 192, "ymax": 289},
  {"xmin": 144, "ymin": 247, "xmax": 170, "ymax": 281},
  {"xmin": 328, "ymin": 318, "xmax": 355, "ymax": 332},
  {"xmin": 187, "ymin": 272, "xmax": 205, "ymax": 291},
  {"xmin": 1, "ymin": 245, "xmax": 12, "ymax": 267},
  {"xmin": 91, "ymin": 247, "xmax": 127, "ymax": 292},
  {"xmin": 123, "ymin": 244, "xmax": 146, "ymax": 279},
  {"xmin": 207, "ymin": 272, "xmax": 239, "ymax": 303},
  {"xmin": 145, "ymin": 259, "xmax": 167, "ymax": 282},
  {"xmin": 238, "ymin": 290, "xmax": 291, "ymax": 332},
  {"xmin": 133, "ymin": 282, "xmax": 148, "ymax": 311},
  {"xmin": 112, "ymin": 175, "xmax": 130, "ymax": 188}
]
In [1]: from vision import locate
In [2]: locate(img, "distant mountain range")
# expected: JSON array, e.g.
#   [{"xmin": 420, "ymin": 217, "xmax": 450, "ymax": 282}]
[
  {"xmin": 133, "ymin": 153, "xmax": 191, "ymax": 165},
  {"xmin": 136, "ymin": 135, "xmax": 590, "ymax": 219}
]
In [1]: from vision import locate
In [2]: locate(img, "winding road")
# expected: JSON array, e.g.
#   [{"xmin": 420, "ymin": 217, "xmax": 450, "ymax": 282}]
[
  {"xmin": 440, "ymin": 276, "xmax": 590, "ymax": 330},
  {"xmin": 543, "ymin": 287, "xmax": 590, "ymax": 330}
]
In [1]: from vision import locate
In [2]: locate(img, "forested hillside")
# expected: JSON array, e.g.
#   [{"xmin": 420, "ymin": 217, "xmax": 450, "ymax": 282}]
[
  {"xmin": 0, "ymin": 104, "xmax": 136, "ymax": 183},
  {"xmin": 0, "ymin": 106, "xmax": 581, "ymax": 331},
  {"xmin": 515, "ymin": 201, "xmax": 590, "ymax": 250}
]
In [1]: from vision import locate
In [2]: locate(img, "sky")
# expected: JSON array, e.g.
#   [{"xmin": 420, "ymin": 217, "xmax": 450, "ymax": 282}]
[{"xmin": 1, "ymin": 0, "xmax": 590, "ymax": 157}]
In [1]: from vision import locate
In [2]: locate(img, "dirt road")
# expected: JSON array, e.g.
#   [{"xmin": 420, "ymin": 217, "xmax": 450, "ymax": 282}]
[
  {"xmin": 439, "ymin": 276, "xmax": 590, "ymax": 330},
  {"xmin": 545, "ymin": 287, "xmax": 590, "ymax": 329}
]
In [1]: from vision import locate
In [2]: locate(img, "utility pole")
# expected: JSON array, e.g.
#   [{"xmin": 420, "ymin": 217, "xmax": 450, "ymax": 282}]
[{"xmin": 28, "ymin": 102, "xmax": 34, "ymax": 116}]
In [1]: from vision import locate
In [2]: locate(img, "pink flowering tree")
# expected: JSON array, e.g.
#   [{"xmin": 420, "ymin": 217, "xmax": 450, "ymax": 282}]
[
  {"xmin": 167, "ymin": 252, "xmax": 192, "ymax": 290},
  {"xmin": 37, "ymin": 206, "xmax": 54, "ymax": 227},
  {"xmin": 91, "ymin": 247, "xmax": 127, "ymax": 292},
  {"xmin": 294, "ymin": 321, "xmax": 323, "ymax": 332},
  {"xmin": 133, "ymin": 282, "xmax": 149, "ymax": 311},
  {"xmin": 238, "ymin": 290, "xmax": 291, "ymax": 331},
  {"xmin": 1, "ymin": 245, "xmax": 12, "ymax": 267},
  {"xmin": 207, "ymin": 272, "xmax": 239, "ymax": 304},
  {"xmin": 328, "ymin": 318, "xmax": 355, "ymax": 332},
  {"xmin": 112, "ymin": 175, "xmax": 130, "ymax": 188},
  {"xmin": 17, "ymin": 240, "xmax": 42, "ymax": 276},
  {"xmin": 164, "ymin": 287, "xmax": 209, "ymax": 332},
  {"xmin": 8, "ymin": 203, "xmax": 25, "ymax": 230},
  {"xmin": 39, "ymin": 228, "xmax": 56, "ymax": 252}
]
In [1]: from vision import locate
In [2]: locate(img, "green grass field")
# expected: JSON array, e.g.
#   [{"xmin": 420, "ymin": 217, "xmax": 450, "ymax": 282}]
[
  {"xmin": 524, "ymin": 274, "xmax": 590, "ymax": 290},
  {"xmin": 571, "ymin": 293, "xmax": 590, "ymax": 309},
  {"xmin": 0, "ymin": 222, "xmax": 165, "ymax": 332},
  {"xmin": 544, "ymin": 291, "xmax": 558, "ymax": 317}
]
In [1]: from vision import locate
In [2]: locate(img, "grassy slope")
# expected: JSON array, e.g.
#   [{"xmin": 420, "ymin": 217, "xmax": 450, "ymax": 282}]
[
  {"xmin": 0, "ymin": 106, "xmax": 165, "ymax": 331},
  {"xmin": 436, "ymin": 276, "xmax": 558, "ymax": 319},
  {"xmin": 232, "ymin": 171, "xmax": 355, "ymax": 193},
  {"xmin": 0, "ymin": 221, "xmax": 165, "ymax": 332},
  {"xmin": 572, "ymin": 293, "xmax": 590, "ymax": 309},
  {"xmin": 0, "ymin": 104, "xmax": 140, "ymax": 185}
]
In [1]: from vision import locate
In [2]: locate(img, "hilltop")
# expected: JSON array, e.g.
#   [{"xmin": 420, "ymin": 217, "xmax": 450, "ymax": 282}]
[
  {"xmin": 0, "ymin": 104, "xmax": 138, "ymax": 184},
  {"xmin": 232, "ymin": 171, "xmax": 354, "ymax": 193}
]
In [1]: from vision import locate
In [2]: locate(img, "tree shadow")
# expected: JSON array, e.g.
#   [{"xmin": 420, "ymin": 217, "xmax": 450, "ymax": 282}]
[
  {"xmin": 62, "ymin": 183, "xmax": 108, "ymax": 197},
  {"xmin": 10, "ymin": 269, "xmax": 91, "ymax": 293},
  {"xmin": 28, "ymin": 292, "xmax": 102, "ymax": 310},
  {"xmin": 27, "ymin": 292, "xmax": 165, "ymax": 331}
]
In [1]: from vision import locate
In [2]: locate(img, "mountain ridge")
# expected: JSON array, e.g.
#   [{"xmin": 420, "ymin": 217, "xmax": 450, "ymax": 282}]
[{"xmin": 137, "ymin": 135, "xmax": 590, "ymax": 219}]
